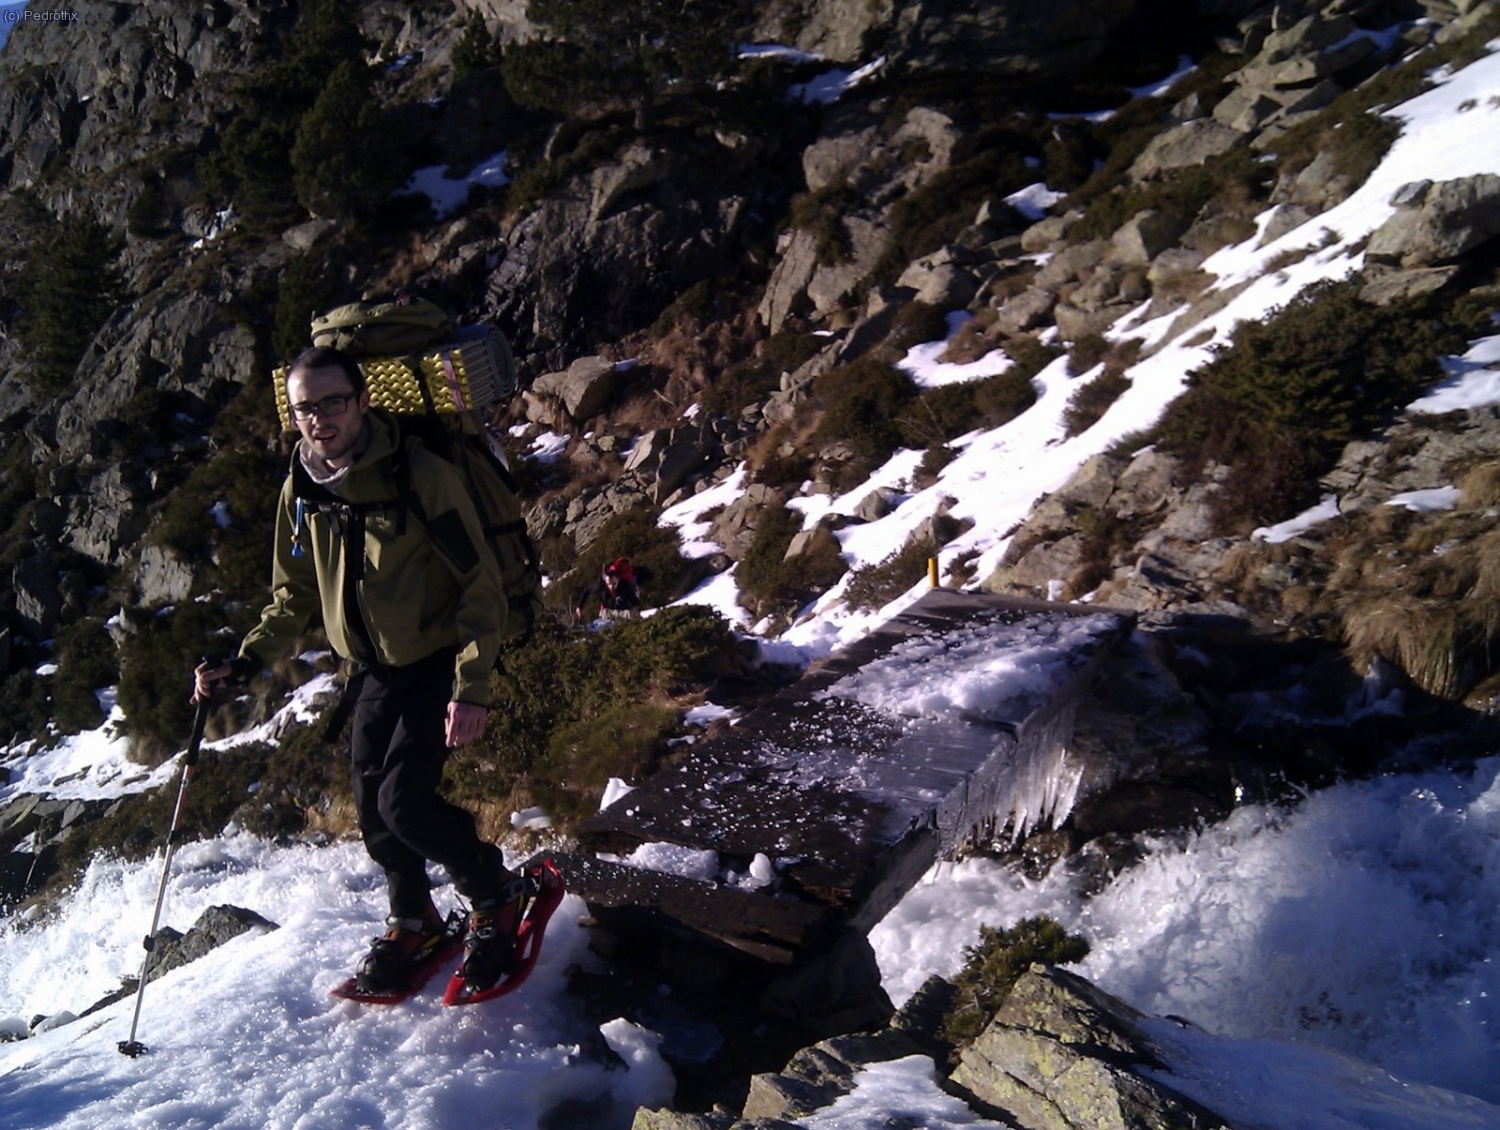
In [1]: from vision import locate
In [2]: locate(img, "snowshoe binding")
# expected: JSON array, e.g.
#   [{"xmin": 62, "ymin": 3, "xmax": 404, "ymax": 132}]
[
  {"xmin": 331, "ymin": 908, "xmax": 467, "ymax": 1004},
  {"xmin": 443, "ymin": 858, "xmax": 565, "ymax": 1007}
]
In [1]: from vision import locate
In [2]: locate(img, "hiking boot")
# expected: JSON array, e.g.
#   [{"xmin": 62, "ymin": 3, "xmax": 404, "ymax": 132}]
[
  {"xmin": 355, "ymin": 905, "xmax": 447, "ymax": 993},
  {"xmin": 459, "ymin": 880, "xmax": 526, "ymax": 990}
]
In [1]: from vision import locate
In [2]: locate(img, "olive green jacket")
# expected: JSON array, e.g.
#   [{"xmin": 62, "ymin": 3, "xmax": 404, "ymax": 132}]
[{"xmin": 240, "ymin": 410, "xmax": 507, "ymax": 705}]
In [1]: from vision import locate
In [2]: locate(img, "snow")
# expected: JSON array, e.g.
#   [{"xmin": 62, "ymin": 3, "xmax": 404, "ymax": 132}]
[
  {"xmin": 1253, "ymin": 493, "xmax": 1342, "ymax": 544},
  {"xmin": 400, "ymin": 151, "xmax": 510, "ymax": 219},
  {"xmin": 5, "ymin": 32, "xmax": 1500, "ymax": 1130},
  {"xmin": 1409, "ymin": 331, "xmax": 1500, "ymax": 413}
]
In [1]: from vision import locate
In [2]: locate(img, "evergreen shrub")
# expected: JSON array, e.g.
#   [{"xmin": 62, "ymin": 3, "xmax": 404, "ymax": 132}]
[
  {"xmin": 734, "ymin": 504, "xmax": 848, "ymax": 620},
  {"xmin": 844, "ymin": 533, "xmax": 939, "ymax": 611},
  {"xmin": 458, "ymin": 607, "xmax": 741, "ymax": 818},
  {"xmin": 16, "ymin": 215, "xmax": 126, "ymax": 396},
  {"xmin": 940, "ymin": 916, "xmax": 1091, "ymax": 1046},
  {"xmin": 1152, "ymin": 279, "xmax": 1487, "ymax": 532},
  {"xmin": 811, "ymin": 358, "xmax": 920, "ymax": 490}
]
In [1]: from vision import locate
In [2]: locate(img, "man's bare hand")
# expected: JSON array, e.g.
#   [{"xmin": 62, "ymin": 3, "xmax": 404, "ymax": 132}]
[
  {"xmin": 445, "ymin": 701, "xmax": 488, "ymax": 748},
  {"xmin": 192, "ymin": 659, "xmax": 233, "ymax": 703}
]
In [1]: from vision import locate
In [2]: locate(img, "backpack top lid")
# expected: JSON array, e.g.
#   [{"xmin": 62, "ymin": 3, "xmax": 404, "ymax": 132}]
[
  {"xmin": 310, "ymin": 297, "xmax": 451, "ymax": 356},
  {"xmin": 605, "ymin": 557, "xmax": 635, "ymax": 584}
]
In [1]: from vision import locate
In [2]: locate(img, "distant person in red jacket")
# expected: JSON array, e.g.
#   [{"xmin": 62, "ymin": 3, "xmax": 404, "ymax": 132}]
[{"xmin": 574, "ymin": 557, "xmax": 645, "ymax": 622}]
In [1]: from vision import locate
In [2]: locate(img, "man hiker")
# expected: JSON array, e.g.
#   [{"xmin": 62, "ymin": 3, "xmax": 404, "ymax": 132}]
[
  {"xmin": 573, "ymin": 556, "xmax": 643, "ymax": 623},
  {"xmin": 193, "ymin": 345, "xmax": 524, "ymax": 994}
]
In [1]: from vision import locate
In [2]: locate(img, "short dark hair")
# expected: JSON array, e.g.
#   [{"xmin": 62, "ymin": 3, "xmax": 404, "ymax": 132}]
[{"xmin": 288, "ymin": 345, "xmax": 366, "ymax": 395}]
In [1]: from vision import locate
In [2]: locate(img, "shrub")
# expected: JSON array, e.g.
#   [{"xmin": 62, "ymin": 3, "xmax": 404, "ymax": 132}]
[
  {"xmin": 883, "ymin": 147, "xmax": 1033, "ymax": 273},
  {"xmin": 150, "ymin": 447, "xmax": 286, "ymax": 599},
  {"xmin": 534, "ymin": 702, "xmax": 679, "ymax": 822},
  {"xmin": 290, "ymin": 59, "xmax": 408, "ymax": 219},
  {"xmin": 452, "ymin": 11, "xmax": 503, "ymax": 83},
  {"xmin": 844, "ymin": 533, "xmax": 938, "ymax": 611},
  {"xmin": 118, "ymin": 600, "xmax": 261, "ymax": 762},
  {"xmin": 940, "ymin": 916, "xmax": 1091, "ymax": 1046},
  {"xmin": 547, "ymin": 504, "xmax": 700, "ymax": 618},
  {"xmin": 197, "ymin": 0, "xmax": 379, "ymax": 226},
  {"xmin": 734, "ymin": 501, "xmax": 847, "ymax": 619},
  {"xmin": 16, "ymin": 214, "xmax": 126, "ymax": 396},
  {"xmin": 470, "ymin": 606, "xmax": 742, "ymax": 817},
  {"xmin": 1070, "ymin": 148, "xmax": 1272, "ymax": 245},
  {"xmin": 811, "ymin": 357, "xmax": 920, "ymax": 488},
  {"xmin": 1152, "ymin": 279, "xmax": 1486, "ymax": 532},
  {"xmin": 50, "ymin": 616, "xmax": 119, "ymax": 734},
  {"xmin": 1062, "ymin": 370, "xmax": 1131, "ymax": 437},
  {"xmin": 52, "ymin": 745, "xmax": 272, "ymax": 884}
]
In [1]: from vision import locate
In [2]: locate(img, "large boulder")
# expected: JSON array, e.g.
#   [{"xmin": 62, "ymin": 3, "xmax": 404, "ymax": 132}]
[
  {"xmin": 948, "ymin": 965, "xmax": 1231, "ymax": 1130},
  {"xmin": 1366, "ymin": 174, "xmax": 1500, "ymax": 267}
]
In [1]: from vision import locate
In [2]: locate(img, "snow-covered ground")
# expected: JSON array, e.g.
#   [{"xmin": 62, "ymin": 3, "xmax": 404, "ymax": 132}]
[{"xmin": 4, "ymin": 32, "xmax": 1500, "ymax": 1130}]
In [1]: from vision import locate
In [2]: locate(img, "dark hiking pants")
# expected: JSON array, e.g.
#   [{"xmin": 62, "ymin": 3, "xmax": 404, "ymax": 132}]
[{"xmin": 348, "ymin": 648, "xmax": 507, "ymax": 918}]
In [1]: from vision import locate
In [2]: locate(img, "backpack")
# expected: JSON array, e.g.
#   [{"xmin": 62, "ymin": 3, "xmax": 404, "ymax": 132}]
[
  {"xmin": 281, "ymin": 297, "xmax": 543, "ymax": 646},
  {"xmin": 391, "ymin": 414, "xmax": 544, "ymax": 645}
]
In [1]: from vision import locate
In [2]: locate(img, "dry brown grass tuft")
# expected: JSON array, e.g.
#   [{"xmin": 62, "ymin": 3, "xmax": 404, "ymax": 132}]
[
  {"xmin": 1458, "ymin": 460, "xmax": 1500, "ymax": 508},
  {"xmin": 1337, "ymin": 520, "xmax": 1500, "ymax": 698}
]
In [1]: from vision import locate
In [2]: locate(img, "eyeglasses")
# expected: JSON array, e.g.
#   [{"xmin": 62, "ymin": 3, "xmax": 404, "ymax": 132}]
[{"xmin": 289, "ymin": 394, "xmax": 354, "ymax": 422}]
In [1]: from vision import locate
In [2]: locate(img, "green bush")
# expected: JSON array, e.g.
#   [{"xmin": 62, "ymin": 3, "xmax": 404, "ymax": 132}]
[
  {"xmin": 1062, "ymin": 369, "xmax": 1132, "ymax": 437},
  {"xmin": 844, "ymin": 533, "xmax": 938, "ymax": 611},
  {"xmin": 197, "ymin": 0, "xmax": 380, "ymax": 226},
  {"xmin": 150, "ymin": 447, "xmax": 286, "ymax": 599},
  {"xmin": 1071, "ymin": 147, "xmax": 1272, "ymax": 244},
  {"xmin": 941, "ymin": 916, "xmax": 1091, "ymax": 1046},
  {"xmin": 883, "ymin": 146, "xmax": 1032, "ymax": 270},
  {"xmin": 273, "ymin": 250, "xmax": 345, "ymax": 364},
  {"xmin": 464, "ymin": 606, "xmax": 742, "ymax": 816},
  {"xmin": 291, "ymin": 59, "xmax": 408, "ymax": 219},
  {"xmin": 52, "ymin": 745, "xmax": 272, "ymax": 885},
  {"xmin": 733, "ymin": 503, "xmax": 847, "ymax": 619},
  {"xmin": 811, "ymin": 357, "xmax": 920, "ymax": 489},
  {"xmin": 502, "ymin": 0, "xmax": 746, "ymax": 130},
  {"xmin": 896, "ymin": 341, "xmax": 1047, "ymax": 450},
  {"xmin": 50, "ymin": 616, "xmax": 119, "ymax": 734},
  {"xmin": 16, "ymin": 214, "xmax": 126, "ymax": 396},
  {"xmin": 535, "ymin": 702, "xmax": 679, "ymax": 822},
  {"xmin": 1153, "ymin": 279, "xmax": 1486, "ymax": 532},
  {"xmin": 452, "ymin": 11, "xmax": 503, "ymax": 83},
  {"xmin": 548, "ymin": 505, "xmax": 700, "ymax": 618},
  {"xmin": 117, "ymin": 600, "xmax": 260, "ymax": 762}
]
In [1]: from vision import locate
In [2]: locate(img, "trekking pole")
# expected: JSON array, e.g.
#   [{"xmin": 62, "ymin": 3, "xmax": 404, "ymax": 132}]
[{"xmin": 118, "ymin": 693, "xmax": 211, "ymax": 1058}]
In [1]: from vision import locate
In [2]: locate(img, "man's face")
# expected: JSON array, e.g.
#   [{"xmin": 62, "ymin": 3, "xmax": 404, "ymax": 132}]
[{"xmin": 287, "ymin": 364, "xmax": 369, "ymax": 468}]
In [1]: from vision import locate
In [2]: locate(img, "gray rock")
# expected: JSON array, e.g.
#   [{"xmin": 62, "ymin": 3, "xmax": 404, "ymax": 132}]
[
  {"xmin": 135, "ymin": 544, "xmax": 196, "ymax": 607},
  {"xmin": 1128, "ymin": 120, "xmax": 1242, "ymax": 180},
  {"xmin": 1021, "ymin": 210, "xmax": 1083, "ymax": 253},
  {"xmin": 531, "ymin": 356, "xmax": 622, "ymax": 422},
  {"xmin": 12, "ymin": 551, "xmax": 62, "ymax": 641},
  {"xmin": 994, "ymin": 287, "xmax": 1059, "ymax": 334},
  {"xmin": 802, "ymin": 126, "xmax": 881, "ymax": 194},
  {"xmin": 897, "ymin": 259, "xmax": 978, "ymax": 308},
  {"xmin": 143, "ymin": 904, "xmax": 278, "ymax": 983},
  {"xmin": 1110, "ymin": 210, "xmax": 1190, "ymax": 268},
  {"xmin": 948, "ymin": 965, "xmax": 1232, "ymax": 1130},
  {"xmin": 1366, "ymin": 174, "xmax": 1500, "ymax": 267}
]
